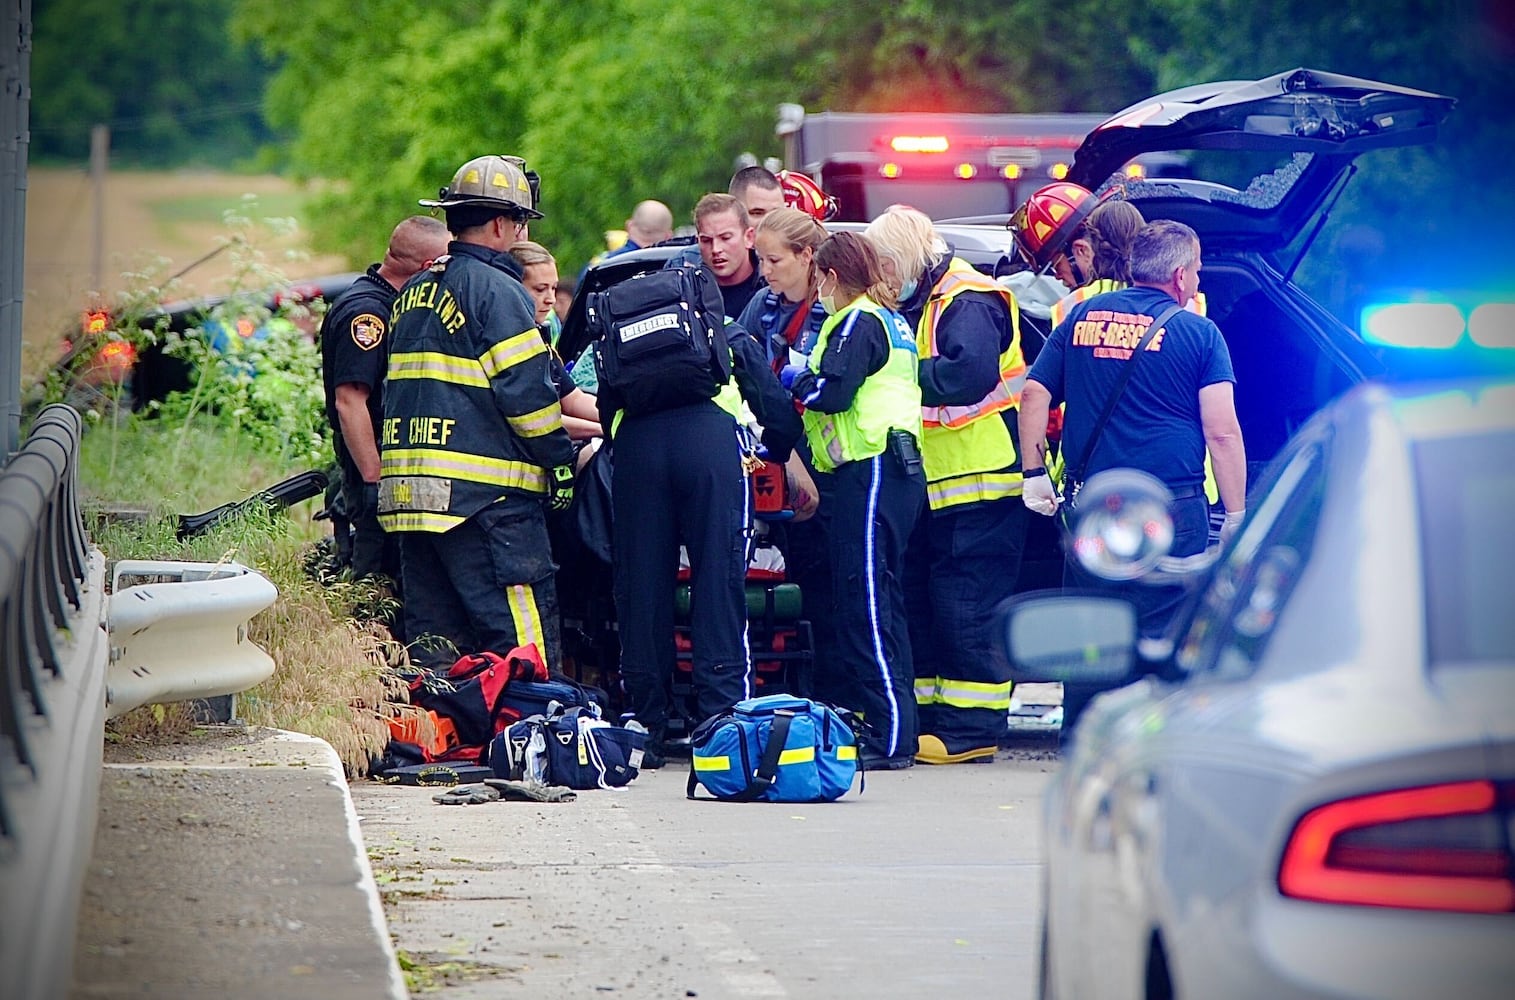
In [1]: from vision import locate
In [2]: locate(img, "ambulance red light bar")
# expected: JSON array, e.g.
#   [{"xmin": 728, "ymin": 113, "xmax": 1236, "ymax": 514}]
[{"xmin": 888, "ymin": 135, "xmax": 950, "ymax": 154}]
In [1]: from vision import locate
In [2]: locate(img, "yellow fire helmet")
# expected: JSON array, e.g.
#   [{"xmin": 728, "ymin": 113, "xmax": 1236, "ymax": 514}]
[{"xmin": 421, "ymin": 154, "xmax": 543, "ymax": 219}]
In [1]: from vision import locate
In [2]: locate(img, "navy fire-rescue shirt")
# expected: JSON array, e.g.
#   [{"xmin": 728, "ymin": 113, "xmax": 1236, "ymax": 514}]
[
  {"xmin": 320, "ymin": 264, "xmax": 397, "ymax": 470},
  {"xmin": 1028, "ymin": 284, "xmax": 1233, "ymax": 489}
]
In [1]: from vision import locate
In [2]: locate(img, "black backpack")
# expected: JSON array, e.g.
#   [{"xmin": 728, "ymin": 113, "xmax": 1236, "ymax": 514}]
[{"xmin": 590, "ymin": 264, "xmax": 732, "ymax": 415}]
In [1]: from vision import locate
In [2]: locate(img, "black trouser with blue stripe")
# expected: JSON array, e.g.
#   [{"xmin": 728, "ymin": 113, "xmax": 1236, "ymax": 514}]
[
  {"xmin": 612, "ymin": 403, "xmax": 753, "ymax": 743},
  {"xmin": 826, "ymin": 449, "xmax": 926, "ymax": 759}
]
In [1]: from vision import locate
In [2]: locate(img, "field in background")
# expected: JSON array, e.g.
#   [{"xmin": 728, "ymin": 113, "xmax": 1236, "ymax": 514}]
[{"xmin": 21, "ymin": 168, "xmax": 347, "ymax": 379}]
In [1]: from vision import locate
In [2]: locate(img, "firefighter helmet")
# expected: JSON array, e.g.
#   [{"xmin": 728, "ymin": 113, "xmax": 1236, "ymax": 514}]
[
  {"xmin": 778, "ymin": 170, "xmax": 839, "ymax": 222},
  {"xmin": 1010, "ymin": 182, "xmax": 1096, "ymax": 270},
  {"xmin": 420, "ymin": 154, "xmax": 544, "ymax": 219}
]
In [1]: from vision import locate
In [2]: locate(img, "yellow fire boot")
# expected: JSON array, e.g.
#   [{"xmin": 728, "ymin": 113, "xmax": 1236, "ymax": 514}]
[{"xmin": 914, "ymin": 734, "xmax": 996, "ymax": 765}]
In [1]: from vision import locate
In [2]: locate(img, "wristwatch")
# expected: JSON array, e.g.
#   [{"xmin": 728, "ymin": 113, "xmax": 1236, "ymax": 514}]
[{"xmin": 1022, "ymin": 467, "xmax": 1048, "ymax": 478}]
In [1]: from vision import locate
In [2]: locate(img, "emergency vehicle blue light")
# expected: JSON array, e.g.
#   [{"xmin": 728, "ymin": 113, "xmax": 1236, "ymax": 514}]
[
  {"xmin": 1361, "ymin": 302, "xmax": 1465, "ymax": 349},
  {"xmin": 1468, "ymin": 304, "xmax": 1515, "ymax": 348}
]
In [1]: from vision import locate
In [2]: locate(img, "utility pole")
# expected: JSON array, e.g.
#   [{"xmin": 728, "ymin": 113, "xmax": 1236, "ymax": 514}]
[
  {"xmin": 1, "ymin": 0, "xmax": 34, "ymax": 460},
  {"xmin": 90, "ymin": 123, "xmax": 106, "ymax": 292}
]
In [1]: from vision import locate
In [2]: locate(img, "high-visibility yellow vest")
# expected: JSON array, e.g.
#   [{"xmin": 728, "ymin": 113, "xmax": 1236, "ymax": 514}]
[
  {"xmin": 802, "ymin": 295, "xmax": 922, "ymax": 473},
  {"xmin": 916, "ymin": 259, "xmax": 1026, "ymax": 511}
]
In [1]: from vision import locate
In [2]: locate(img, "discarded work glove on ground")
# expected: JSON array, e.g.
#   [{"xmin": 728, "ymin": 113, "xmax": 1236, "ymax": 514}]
[{"xmin": 431, "ymin": 780, "xmax": 577, "ymax": 805}]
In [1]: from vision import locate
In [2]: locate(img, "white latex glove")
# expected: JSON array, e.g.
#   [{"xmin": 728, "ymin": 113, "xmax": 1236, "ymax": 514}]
[
  {"xmin": 1219, "ymin": 508, "xmax": 1246, "ymax": 545},
  {"xmin": 1023, "ymin": 476, "xmax": 1061, "ymax": 516}
]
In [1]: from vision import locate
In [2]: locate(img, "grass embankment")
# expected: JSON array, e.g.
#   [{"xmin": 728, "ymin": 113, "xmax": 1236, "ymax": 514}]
[
  {"xmin": 81, "ymin": 398, "xmax": 401, "ymax": 775},
  {"xmin": 33, "ymin": 184, "xmax": 406, "ymax": 775}
]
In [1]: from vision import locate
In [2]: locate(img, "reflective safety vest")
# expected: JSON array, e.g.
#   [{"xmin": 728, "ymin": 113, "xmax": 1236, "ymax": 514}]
[
  {"xmin": 914, "ymin": 675, "xmax": 1013, "ymax": 712},
  {"xmin": 801, "ymin": 295, "xmax": 922, "ymax": 473},
  {"xmin": 916, "ymin": 259, "xmax": 1027, "ymax": 511},
  {"xmin": 1048, "ymin": 279, "xmax": 1217, "ymax": 504}
]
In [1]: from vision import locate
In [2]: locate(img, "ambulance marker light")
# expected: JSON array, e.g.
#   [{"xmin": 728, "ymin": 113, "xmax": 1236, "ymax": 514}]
[
  {"xmin": 880, "ymin": 162, "xmax": 902, "ymax": 179},
  {"xmin": 889, "ymin": 135, "xmax": 950, "ymax": 154},
  {"xmin": 1002, "ymin": 164, "xmax": 1022, "ymax": 179},
  {"xmin": 954, "ymin": 163, "xmax": 977, "ymax": 179},
  {"xmin": 1049, "ymin": 162, "xmax": 1070, "ymax": 180}
]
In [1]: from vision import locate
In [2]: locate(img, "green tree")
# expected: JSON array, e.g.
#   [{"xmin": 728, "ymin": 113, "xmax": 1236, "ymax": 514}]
[
  {"xmin": 237, "ymin": 0, "xmax": 1175, "ymax": 273},
  {"xmin": 241, "ymin": 0, "xmax": 1510, "ymax": 320},
  {"xmin": 31, "ymin": 0, "xmax": 276, "ymax": 166}
]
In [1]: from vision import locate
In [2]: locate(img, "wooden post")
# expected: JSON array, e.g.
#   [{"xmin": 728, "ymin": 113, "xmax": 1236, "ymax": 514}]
[{"xmin": 90, "ymin": 123, "xmax": 108, "ymax": 293}]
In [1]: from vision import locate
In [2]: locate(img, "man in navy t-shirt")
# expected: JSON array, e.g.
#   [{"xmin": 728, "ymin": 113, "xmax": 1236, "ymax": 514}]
[{"xmin": 1018, "ymin": 220, "xmax": 1247, "ymax": 731}]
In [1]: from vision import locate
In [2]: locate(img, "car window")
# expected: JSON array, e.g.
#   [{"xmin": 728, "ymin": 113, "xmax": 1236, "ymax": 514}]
[
  {"xmin": 1175, "ymin": 439, "xmax": 1328, "ymax": 681},
  {"xmin": 1414, "ymin": 430, "xmax": 1515, "ymax": 668}
]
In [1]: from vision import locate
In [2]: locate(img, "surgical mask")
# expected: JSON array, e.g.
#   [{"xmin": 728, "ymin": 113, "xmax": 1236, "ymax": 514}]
[
  {"xmin": 899, "ymin": 277, "xmax": 919, "ymax": 302},
  {"xmin": 818, "ymin": 275, "xmax": 839, "ymax": 315}
]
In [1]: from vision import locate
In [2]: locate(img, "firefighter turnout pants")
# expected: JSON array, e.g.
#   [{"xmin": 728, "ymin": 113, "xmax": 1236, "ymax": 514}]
[
  {"xmin": 907, "ymin": 496, "xmax": 1028, "ymax": 751},
  {"xmin": 828, "ymin": 449, "xmax": 926, "ymax": 760},
  {"xmin": 397, "ymin": 498, "xmax": 561, "ymax": 671},
  {"xmin": 612, "ymin": 403, "xmax": 754, "ymax": 743}
]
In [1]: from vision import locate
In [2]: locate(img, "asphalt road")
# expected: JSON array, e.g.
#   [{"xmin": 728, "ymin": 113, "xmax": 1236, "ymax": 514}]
[{"xmin": 354, "ymin": 734, "xmax": 1059, "ymax": 999}]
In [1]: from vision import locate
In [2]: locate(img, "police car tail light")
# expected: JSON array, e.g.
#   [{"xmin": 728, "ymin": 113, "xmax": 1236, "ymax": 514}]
[{"xmin": 1278, "ymin": 780, "xmax": 1515, "ymax": 913}]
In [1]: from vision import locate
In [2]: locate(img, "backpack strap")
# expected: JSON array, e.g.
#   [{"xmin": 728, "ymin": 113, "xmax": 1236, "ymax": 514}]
[{"xmin": 1064, "ymin": 302, "xmax": 1184, "ymax": 491}]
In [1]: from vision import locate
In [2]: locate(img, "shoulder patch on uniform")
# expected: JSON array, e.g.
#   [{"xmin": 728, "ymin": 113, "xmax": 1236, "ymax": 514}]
[{"xmin": 351, "ymin": 313, "xmax": 385, "ymax": 350}]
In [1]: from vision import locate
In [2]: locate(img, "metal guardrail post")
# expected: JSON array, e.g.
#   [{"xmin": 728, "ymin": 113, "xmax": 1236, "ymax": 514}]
[{"xmin": 0, "ymin": 403, "xmax": 111, "ymax": 1000}]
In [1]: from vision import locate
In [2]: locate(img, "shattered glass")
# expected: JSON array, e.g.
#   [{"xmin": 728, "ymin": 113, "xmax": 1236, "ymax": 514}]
[{"xmin": 1102, "ymin": 152, "xmax": 1314, "ymax": 211}]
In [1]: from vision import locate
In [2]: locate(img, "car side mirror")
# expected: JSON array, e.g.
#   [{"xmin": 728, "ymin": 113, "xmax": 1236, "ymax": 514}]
[{"xmin": 998, "ymin": 590, "xmax": 1139, "ymax": 685}]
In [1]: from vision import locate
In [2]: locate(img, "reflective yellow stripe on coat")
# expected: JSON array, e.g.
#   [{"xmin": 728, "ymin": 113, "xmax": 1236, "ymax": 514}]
[
  {"xmin": 381, "ymin": 448, "xmax": 550, "ymax": 495},
  {"xmin": 919, "ymin": 261, "xmax": 1026, "ymax": 429}
]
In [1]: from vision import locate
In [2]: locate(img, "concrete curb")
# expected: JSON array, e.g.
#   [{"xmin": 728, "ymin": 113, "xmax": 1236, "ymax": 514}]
[
  {"xmin": 252, "ymin": 729, "xmax": 409, "ymax": 1000},
  {"xmin": 72, "ymin": 727, "xmax": 406, "ymax": 999}
]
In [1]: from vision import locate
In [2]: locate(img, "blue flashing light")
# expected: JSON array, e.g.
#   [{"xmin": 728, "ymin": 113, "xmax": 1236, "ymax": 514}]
[
  {"xmin": 1468, "ymin": 304, "xmax": 1515, "ymax": 349},
  {"xmin": 1361, "ymin": 302, "xmax": 1465, "ymax": 349}
]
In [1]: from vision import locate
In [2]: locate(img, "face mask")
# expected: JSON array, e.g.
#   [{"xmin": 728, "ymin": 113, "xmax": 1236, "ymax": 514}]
[
  {"xmin": 818, "ymin": 275, "xmax": 839, "ymax": 315},
  {"xmin": 899, "ymin": 277, "xmax": 919, "ymax": 301}
]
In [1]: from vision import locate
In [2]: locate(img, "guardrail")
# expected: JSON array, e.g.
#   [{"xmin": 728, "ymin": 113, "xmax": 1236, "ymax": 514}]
[
  {"xmin": 107, "ymin": 560, "xmax": 277, "ymax": 718},
  {"xmin": 0, "ymin": 404, "xmax": 110, "ymax": 1000}
]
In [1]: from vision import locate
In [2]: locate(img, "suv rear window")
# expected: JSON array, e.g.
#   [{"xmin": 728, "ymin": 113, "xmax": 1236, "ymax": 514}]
[{"xmin": 1415, "ymin": 431, "xmax": 1515, "ymax": 666}]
